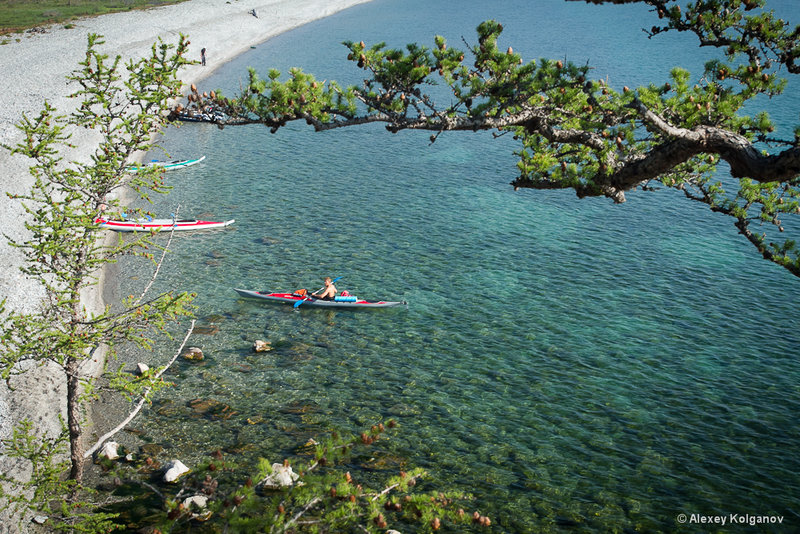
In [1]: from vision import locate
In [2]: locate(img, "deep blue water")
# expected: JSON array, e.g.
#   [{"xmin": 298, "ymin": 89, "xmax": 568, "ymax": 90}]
[{"xmin": 118, "ymin": 0, "xmax": 800, "ymax": 531}]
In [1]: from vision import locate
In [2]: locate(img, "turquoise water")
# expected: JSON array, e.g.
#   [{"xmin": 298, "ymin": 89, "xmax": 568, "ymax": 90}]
[{"xmin": 117, "ymin": 0, "xmax": 800, "ymax": 531}]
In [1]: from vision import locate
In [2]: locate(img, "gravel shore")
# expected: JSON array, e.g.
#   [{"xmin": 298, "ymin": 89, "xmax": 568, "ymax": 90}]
[{"xmin": 0, "ymin": 0, "xmax": 371, "ymax": 529}]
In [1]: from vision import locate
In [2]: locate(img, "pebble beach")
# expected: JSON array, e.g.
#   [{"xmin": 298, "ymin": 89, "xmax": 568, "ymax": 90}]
[{"xmin": 0, "ymin": 0, "xmax": 371, "ymax": 529}]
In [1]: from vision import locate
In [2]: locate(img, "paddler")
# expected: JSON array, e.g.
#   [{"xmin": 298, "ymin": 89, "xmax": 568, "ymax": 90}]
[{"xmin": 312, "ymin": 276, "xmax": 338, "ymax": 301}]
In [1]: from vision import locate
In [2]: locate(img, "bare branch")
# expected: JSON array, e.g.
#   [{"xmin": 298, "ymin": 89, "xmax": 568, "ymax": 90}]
[
  {"xmin": 276, "ymin": 497, "xmax": 322, "ymax": 534},
  {"xmin": 82, "ymin": 319, "xmax": 195, "ymax": 459},
  {"xmin": 136, "ymin": 204, "xmax": 181, "ymax": 305}
]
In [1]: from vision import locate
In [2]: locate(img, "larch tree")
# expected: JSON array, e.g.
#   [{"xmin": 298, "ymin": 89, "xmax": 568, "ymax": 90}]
[
  {"xmin": 185, "ymin": 0, "xmax": 800, "ymax": 277},
  {"xmin": 0, "ymin": 33, "xmax": 195, "ymax": 529}
]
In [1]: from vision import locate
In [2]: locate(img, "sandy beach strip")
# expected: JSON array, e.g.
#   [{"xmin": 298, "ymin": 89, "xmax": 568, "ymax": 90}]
[{"xmin": 0, "ymin": 0, "xmax": 371, "ymax": 524}]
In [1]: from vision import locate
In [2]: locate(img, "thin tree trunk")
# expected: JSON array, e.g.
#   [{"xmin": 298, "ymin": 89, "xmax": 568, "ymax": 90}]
[{"xmin": 66, "ymin": 357, "xmax": 84, "ymax": 483}]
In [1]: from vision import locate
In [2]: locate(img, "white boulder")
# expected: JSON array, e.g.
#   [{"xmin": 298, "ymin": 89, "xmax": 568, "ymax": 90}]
[
  {"xmin": 163, "ymin": 459, "xmax": 190, "ymax": 482},
  {"xmin": 259, "ymin": 463, "xmax": 300, "ymax": 489},
  {"xmin": 97, "ymin": 441, "xmax": 119, "ymax": 460},
  {"xmin": 182, "ymin": 495, "xmax": 208, "ymax": 509}
]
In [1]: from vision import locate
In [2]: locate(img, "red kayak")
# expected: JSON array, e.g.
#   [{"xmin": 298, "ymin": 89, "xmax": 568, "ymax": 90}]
[
  {"xmin": 96, "ymin": 217, "xmax": 234, "ymax": 232},
  {"xmin": 233, "ymin": 288, "xmax": 406, "ymax": 308}
]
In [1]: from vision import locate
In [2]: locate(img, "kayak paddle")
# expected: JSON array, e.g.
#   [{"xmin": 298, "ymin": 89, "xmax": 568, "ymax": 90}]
[{"xmin": 294, "ymin": 276, "xmax": 342, "ymax": 308}]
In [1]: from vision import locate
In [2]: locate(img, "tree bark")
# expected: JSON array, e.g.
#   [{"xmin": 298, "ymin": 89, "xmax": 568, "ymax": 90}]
[{"xmin": 66, "ymin": 357, "xmax": 84, "ymax": 483}]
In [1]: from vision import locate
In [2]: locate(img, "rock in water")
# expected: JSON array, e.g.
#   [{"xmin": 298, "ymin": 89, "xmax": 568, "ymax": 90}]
[
  {"xmin": 163, "ymin": 459, "xmax": 190, "ymax": 482},
  {"xmin": 258, "ymin": 463, "xmax": 300, "ymax": 489},
  {"xmin": 253, "ymin": 340, "xmax": 272, "ymax": 352},
  {"xmin": 182, "ymin": 347, "xmax": 204, "ymax": 361},
  {"xmin": 97, "ymin": 441, "xmax": 120, "ymax": 460},
  {"xmin": 193, "ymin": 325, "xmax": 220, "ymax": 335}
]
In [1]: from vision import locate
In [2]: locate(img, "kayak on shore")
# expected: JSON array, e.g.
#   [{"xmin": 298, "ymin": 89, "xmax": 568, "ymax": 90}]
[
  {"xmin": 126, "ymin": 155, "xmax": 206, "ymax": 173},
  {"xmin": 233, "ymin": 288, "xmax": 407, "ymax": 308},
  {"xmin": 96, "ymin": 217, "xmax": 234, "ymax": 232}
]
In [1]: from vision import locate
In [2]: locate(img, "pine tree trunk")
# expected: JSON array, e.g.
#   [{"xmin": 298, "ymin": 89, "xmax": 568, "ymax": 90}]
[{"xmin": 66, "ymin": 357, "xmax": 84, "ymax": 483}]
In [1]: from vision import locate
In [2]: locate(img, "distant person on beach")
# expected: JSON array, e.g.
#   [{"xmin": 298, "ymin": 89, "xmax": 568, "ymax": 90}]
[
  {"xmin": 313, "ymin": 277, "xmax": 337, "ymax": 300},
  {"xmin": 200, "ymin": 47, "xmax": 206, "ymax": 66}
]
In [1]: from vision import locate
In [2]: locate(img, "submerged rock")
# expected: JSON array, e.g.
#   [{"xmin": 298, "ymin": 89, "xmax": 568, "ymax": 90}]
[
  {"xmin": 193, "ymin": 325, "xmax": 220, "ymax": 335},
  {"xmin": 182, "ymin": 347, "xmax": 205, "ymax": 361},
  {"xmin": 155, "ymin": 399, "xmax": 181, "ymax": 417},
  {"xmin": 140, "ymin": 443, "xmax": 164, "ymax": 456},
  {"xmin": 279, "ymin": 399, "xmax": 319, "ymax": 415},
  {"xmin": 163, "ymin": 459, "xmax": 189, "ymax": 483},
  {"xmin": 188, "ymin": 398, "xmax": 237, "ymax": 420}
]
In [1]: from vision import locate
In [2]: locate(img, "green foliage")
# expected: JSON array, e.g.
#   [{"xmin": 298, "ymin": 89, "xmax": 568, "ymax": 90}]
[
  {"xmin": 0, "ymin": 420, "xmax": 121, "ymax": 532},
  {"xmin": 0, "ymin": 32, "xmax": 195, "ymax": 530},
  {"xmin": 99, "ymin": 421, "xmax": 488, "ymax": 533},
  {"xmin": 0, "ymin": 0, "xmax": 190, "ymax": 35},
  {"xmin": 194, "ymin": 0, "xmax": 800, "ymax": 278}
]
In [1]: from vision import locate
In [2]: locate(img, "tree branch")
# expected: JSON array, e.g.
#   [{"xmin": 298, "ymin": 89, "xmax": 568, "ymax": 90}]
[{"xmin": 82, "ymin": 319, "xmax": 195, "ymax": 459}]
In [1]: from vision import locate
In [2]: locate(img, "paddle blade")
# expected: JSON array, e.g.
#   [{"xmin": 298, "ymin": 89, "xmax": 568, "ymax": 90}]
[{"xmin": 293, "ymin": 298, "xmax": 306, "ymax": 308}]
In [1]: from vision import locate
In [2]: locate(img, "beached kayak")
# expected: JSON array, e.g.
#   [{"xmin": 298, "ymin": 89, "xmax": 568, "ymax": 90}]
[
  {"xmin": 96, "ymin": 217, "xmax": 234, "ymax": 232},
  {"xmin": 126, "ymin": 156, "xmax": 206, "ymax": 173},
  {"xmin": 233, "ymin": 289, "xmax": 407, "ymax": 308}
]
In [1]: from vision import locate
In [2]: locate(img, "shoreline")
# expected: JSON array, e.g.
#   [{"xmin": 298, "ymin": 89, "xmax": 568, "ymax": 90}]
[{"xmin": 0, "ymin": 0, "xmax": 372, "ymax": 529}]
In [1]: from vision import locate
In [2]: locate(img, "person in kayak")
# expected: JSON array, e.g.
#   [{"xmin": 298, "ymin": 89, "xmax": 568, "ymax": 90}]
[{"xmin": 312, "ymin": 277, "xmax": 338, "ymax": 301}]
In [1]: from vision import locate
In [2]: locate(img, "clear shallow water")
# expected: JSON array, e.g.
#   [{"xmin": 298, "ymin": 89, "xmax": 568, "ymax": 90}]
[{"xmin": 115, "ymin": 0, "xmax": 800, "ymax": 531}]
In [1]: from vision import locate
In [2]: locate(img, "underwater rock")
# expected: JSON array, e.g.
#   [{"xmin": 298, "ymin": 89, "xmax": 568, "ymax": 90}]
[
  {"xmin": 233, "ymin": 363, "xmax": 253, "ymax": 373},
  {"xmin": 279, "ymin": 399, "xmax": 319, "ymax": 414},
  {"xmin": 97, "ymin": 441, "xmax": 120, "ymax": 460},
  {"xmin": 258, "ymin": 463, "xmax": 300, "ymax": 490},
  {"xmin": 155, "ymin": 399, "xmax": 181, "ymax": 417},
  {"xmin": 141, "ymin": 443, "xmax": 164, "ymax": 456},
  {"xmin": 182, "ymin": 347, "xmax": 205, "ymax": 360},
  {"xmin": 256, "ymin": 236, "xmax": 280, "ymax": 245},
  {"xmin": 163, "ymin": 459, "xmax": 189, "ymax": 482},
  {"xmin": 193, "ymin": 325, "xmax": 220, "ymax": 335},
  {"xmin": 361, "ymin": 454, "xmax": 408, "ymax": 470},
  {"xmin": 208, "ymin": 250, "xmax": 225, "ymax": 259},
  {"xmin": 188, "ymin": 398, "xmax": 237, "ymax": 420},
  {"xmin": 224, "ymin": 441, "xmax": 257, "ymax": 455},
  {"xmin": 253, "ymin": 340, "xmax": 272, "ymax": 352}
]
